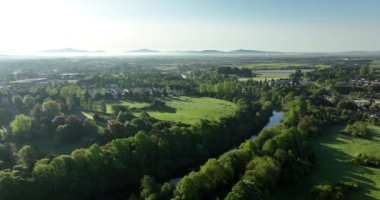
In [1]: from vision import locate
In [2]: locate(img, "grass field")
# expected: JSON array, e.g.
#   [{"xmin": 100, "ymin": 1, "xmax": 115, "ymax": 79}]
[
  {"xmin": 278, "ymin": 125, "xmax": 380, "ymax": 199},
  {"xmin": 371, "ymin": 60, "xmax": 380, "ymax": 68},
  {"xmin": 241, "ymin": 62, "xmax": 330, "ymax": 70},
  {"xmin": 147, "ymin": 96, "xmax": 237, "ymax": 124},
  {"xmin": 239, "ymin": 69, "xmax": 314, "ymax": 81}
]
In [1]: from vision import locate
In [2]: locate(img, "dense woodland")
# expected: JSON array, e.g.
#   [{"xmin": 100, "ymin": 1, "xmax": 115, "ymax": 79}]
[{"xmin": 0, "ymin": 56, "xmax": 377, "ymax": 199}]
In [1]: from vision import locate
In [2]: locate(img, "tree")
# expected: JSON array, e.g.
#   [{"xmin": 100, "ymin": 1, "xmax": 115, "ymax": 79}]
[
  {"xmin": 0, "ymin": 108, "xmax": 12, "ymax": 125},
  {"xmin": 83, "ymin": 119, "xmax": 98, "ymax": 136},
  {"xmin": 12, "ymin": 95, "xmax": 23, "ymax": 110},
  {"xmin": 140, "ymin": 175, "xmax": 159, "ymax": 199},
  {"xmin": 66, "ymin": 97, "xmax": 76, "ymax": 111},
  {"xmin": 111, "ymin": 104, "xmax": 129, "ymax": 115},
  {"xmin": 31, "ymin": 104, "xmax": 43, "ymax": 120},
  {"xmin": 23, "ymin": 95, "xmax": 35, "ymax": 110},
  {"xmin": 245, "ymin": 156, "xmax": 281, "ymax": 188},
  {"xmin": 55, "ymin": 115, "xmax": 84, "ymax": 143},
  {"xmin": 10, "ymin": 114, "xmax": 32, "ymax": 140},
  {"xmin": 117, "ymin": 111, "xmax": 135, "ymax": 123},
  {"xmin": 100, "ymin": 100, "xmax": 107, "ymax": 113},
  {"xmin": 17, "ymin": 145, "xmax": 38, "ymax": 169},
  {"xmin": 42, "ymin": 101, "xmax": 61, "ymax": 119},
  {"xmin": 359, "ymin": 66, "xmax": 369, "ymax": 78},
  {"xmin": 225, "ymin": 180, "xmax": 263, "ymax": 200}
]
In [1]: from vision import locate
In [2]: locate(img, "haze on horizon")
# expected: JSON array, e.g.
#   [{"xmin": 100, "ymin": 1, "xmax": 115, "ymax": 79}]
[{"xmin": 0, "ymin": 0, "xmax": 379, "ymax": 53}]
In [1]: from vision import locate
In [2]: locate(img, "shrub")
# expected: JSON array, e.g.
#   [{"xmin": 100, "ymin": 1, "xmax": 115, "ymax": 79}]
[
  {"xmin": 111, "ymin": 104, "xmax": 129, "ymax": 115},
  {"xmin": 309, "ymin": 181, "xmax": 358, "ymax": 200},
  {"xmin": 343, "ymin": 121, "xmax": 368, "ymax": 138},
  {"xmin": 349, "ymin": 153, "xmax": 380, "ymax": 168}
]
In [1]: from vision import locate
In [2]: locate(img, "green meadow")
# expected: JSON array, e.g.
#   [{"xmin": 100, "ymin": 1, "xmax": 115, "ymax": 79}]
[
  {"xmin": 278, "ymin": 125, "xmax": 380, "ymax": 200},
  {"xmin": 99, "ymin": 96, "xmax": 237, "ymax": 125},
  {"xmin": 147, "ymin": 96, "xmax": 237, "ymax": 124},
  {"xmin": 241, "ymin": 62, "xmax": 330, "ymax": 70},
  {"xmin": 370, "ymin": 60, "xmax": 380, "ymax": 68}
]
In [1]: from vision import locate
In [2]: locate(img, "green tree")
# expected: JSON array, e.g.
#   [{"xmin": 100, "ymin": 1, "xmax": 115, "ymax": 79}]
[
  {"xmin": 66, "ymin": 97, "xmax": 76, "ymax": 111},
  {"xmin": 12, "ymin": 95, "xmax": 24, "ymax": 110},
  {"xmin": 10, "ymin": 114, "xmax": 32, "ymax": 140},
  {"xmin": 245, "ymin": 156, "xmax": 281, "ymax": 188},
  {"xmin": 140, "ymin": 175, "xmax": 159, "ymax": 199},
  {"xmin": 359, "ymin": 66, "xmax": 368, "ymax": 78},
  {"xmin": 23, "ymin": 95, "xmax": 35, "ymax": 110},
  {"xmin": 31, "ymin": 104, "xmax": 43, "ymax": 120},
  {"xmin": 17, "ymin": 145, "xmax": 38, "ymax": 169},
  {"xmin": 42, "ymin": 101, "xmax": 61, "ymax": 118},
  {"xmin": 100, "ymin": 100, "xmax": 107, "ymax": 113},
  {"xmin": 83, "ymin": 119, "xmax": 98, "ymax": 136}
]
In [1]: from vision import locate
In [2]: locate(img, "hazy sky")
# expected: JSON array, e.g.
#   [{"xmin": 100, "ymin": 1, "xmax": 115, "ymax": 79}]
[{"xmin": 0, "ymin": 0, "xmax": 379, "ymax": 53}]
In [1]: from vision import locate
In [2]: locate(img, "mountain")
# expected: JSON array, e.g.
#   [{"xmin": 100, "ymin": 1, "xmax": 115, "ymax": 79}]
[
  {"xmin": 42, "ymin": 48, "xmax": 105, "ymax": 53},
  {"xmin": 171, "ymin": 49, "xmax": 284, "ymax": 55},
  {"xmin": 199, "ymin": 50, "xmax": 225, "ymax": 53},
  {"xmin": 229, "ymin": 49, "xmax": 283, "ymax": 54},
  {"xmin": 128, "ymin": 49, "xmax": 159, "ymax": 53}
]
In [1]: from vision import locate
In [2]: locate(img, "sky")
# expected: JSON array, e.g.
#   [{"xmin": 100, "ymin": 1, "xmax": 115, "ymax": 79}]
[{"xmin": 0, "ymin": 0, "xmax": 379, "ymax": 53}]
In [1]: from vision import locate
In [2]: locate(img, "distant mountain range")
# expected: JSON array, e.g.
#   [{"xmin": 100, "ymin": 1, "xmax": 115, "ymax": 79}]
[
  {"xmin": 42, "ymin": 48, "xmax": 105, "ymax": 53},
  {"xmin": 39, "ymin": 48, "xmax": 380, "ymax": 57},
  {"xmin": 171, "ymin": 49, "xmax": 283, "ymax": 54},
  {"xmin": 127, "ymin": 49, "xmax": 160, "ymax": 53}
]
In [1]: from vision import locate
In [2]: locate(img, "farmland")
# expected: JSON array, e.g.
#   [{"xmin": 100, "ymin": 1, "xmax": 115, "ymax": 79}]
[
  {"xmin": 239, "ymin": 69, "xmax": 314, "ymax": 81},
  {"xmin": 241, "ymin": 62, "xmax": 330, "ymax": 70}
]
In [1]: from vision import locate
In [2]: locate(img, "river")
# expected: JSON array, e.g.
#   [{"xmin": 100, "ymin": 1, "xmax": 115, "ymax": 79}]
[{"xmin": 250, "ymin": 111, "xmax": 284, "ymax": 141}]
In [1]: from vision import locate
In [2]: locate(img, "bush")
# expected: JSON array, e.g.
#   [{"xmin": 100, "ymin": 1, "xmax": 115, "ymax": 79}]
[
  {"xmin": 83, "ymin": 119, "xmax": 99, "ymax": 136},
  {"xmin": 111, "ymin": 104, "xmax": 129, "ymax": 115},
  {"xmin": 349, "ymin": 153, "xmax": 380, "ymax": 168},
  {"xmin": 343, "ymin": 121, "xmax": 368, "ymax": 138},
  {"xmin": 117, "ymin": 111, "xmax": 135, "ymax": 123},
  {"xmin": 309, "ymin": 181, "xmax": 358, "ymax": 200}
]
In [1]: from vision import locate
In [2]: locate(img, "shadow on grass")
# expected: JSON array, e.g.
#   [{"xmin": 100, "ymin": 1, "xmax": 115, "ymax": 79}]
[
  {"xmin": 162, "ymin": 96, "xmax": 193, "ymax": 102},
  {"xmin": 311, "ymin": 136, "xmax": 380, "ymax": 200},
  {"xmin": 366, "ymin": 129, "xmax": 380, "ymax": 142},
  {"xmin": 143, "ymin": 105, "xmax": 177, "ymax": 113},
  {"xmin": 275, "ymin": 128, "xmax": 380, "ymax": 200}
]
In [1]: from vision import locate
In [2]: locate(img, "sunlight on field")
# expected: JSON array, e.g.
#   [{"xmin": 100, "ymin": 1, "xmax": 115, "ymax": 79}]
[
  {"xmin": 241, "ymin": 62, "xmax": 330, "ymax": 70},
  {"xmin": 307, "ymin": 125, "xmax": 380, "ymax": 199},
  {"xmin": 148, "ymin": 96, "xmax": 237, "ymax": 124}
]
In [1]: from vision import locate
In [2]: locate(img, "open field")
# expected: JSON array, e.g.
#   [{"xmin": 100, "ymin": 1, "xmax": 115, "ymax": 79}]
[
  {"xmin": 371, "ymin": 60, "xmax": 380, "ymax": 68},
  {"xmin": 147, "ymin": 96, "xmax": 237, "ymax": 124},
  {"xmin": 99, "ymin": 96, "xmax": 237, "ymax": 124},
  {"xmin": 239, "ymin": 69, "xmax": 314, "ymax": 81},
  {"xmin": 276, "ymin": 125, "xmax": 380, "ymax": 199},
  {"xmin": 241, "ymin": 62, "xmax": 330, "ymax": 70}
]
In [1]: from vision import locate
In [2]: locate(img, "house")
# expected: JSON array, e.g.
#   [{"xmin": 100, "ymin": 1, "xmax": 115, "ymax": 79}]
[
  {"xmin": 268, "ymin": 79, "xmax": 300, "ymax": 87},
  {"xmin": 60, "ymin": 73, "xmax": 82, "ymax": 80},
  {"xmin": 323, "ymin": 95, "xmax": 335, "ymax": 103}
]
